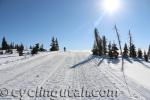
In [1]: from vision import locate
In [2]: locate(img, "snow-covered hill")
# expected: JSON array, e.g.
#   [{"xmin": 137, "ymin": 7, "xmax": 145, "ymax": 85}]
[{"xmin": 0, "ymin": 51, "xmax": 150, "ymax": 100}]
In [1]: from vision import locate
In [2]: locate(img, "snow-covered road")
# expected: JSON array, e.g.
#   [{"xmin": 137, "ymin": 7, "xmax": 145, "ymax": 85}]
[{"xmin": 0, "ymin": 52, "xmax": 150, "ymax": 100}]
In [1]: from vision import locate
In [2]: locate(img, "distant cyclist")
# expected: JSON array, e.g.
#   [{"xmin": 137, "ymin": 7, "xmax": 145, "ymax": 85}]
[{"xmin": 64, "ymin": 47, "xmax": 66, "ymax": 52}]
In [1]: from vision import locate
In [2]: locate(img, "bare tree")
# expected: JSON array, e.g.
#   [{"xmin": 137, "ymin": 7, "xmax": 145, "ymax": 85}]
[
  {"xmin": 129, "ymin": 30, "xmax": 132, "ymax": 57},
  {"xmin": 114, "ymin": 25, "xmax": 131, "ymax": 96}
]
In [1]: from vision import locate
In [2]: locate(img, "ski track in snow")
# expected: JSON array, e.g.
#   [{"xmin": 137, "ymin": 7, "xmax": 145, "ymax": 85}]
[{"xmin": 0, "ymin": 52, "xmax": 150, "ymax": 100}]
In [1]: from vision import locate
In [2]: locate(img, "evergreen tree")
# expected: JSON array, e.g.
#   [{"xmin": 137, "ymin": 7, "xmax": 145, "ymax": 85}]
[
  {"xmin": 108, "ymin": 42, "xmax": 113, "ymax": 58},
  {"xmin": 123, "ymin": 43, "xmax": 128, "ymax": 57},
  {"xmin": 31, "ymin": 47, "xmax": 38, "ymax": 55},
  {"xmin": 17, "ymin": 44, "xmax": 24, "ymax": 56},
  {"xmin": 50, "ymin": 37, "xmax": 59, "ymax": 51},
  {"xmin": 148, "ymin": 45, "xmax": 150, "ymax": 58},
  {"xmin": 35, "ymin": 43, "xmax": 39, "ymax": 51},
  {"xmin": 1, "ymin": 37, "xmax": 13, "ymax": 54},
  {"xmin": 92, "ymin": 41, "xmax": 99, "ymax": 55},
  {"xmin": 30, "ymin": 46, "xmax": 32, "ymax": 49},
  {"xmin": 39, "ymin": 44, "xmax": 46, "ymax": 52},
  {"xmin": 20, "ymin": 44, "xmax": 24, "ymax": 55},
  {"xmin": 9, "ymin": 42, "xmax": 14, "ymax": 49},
  {"xmin": 108, "ymin": 42, "xmax": 112, "ymax": 52},
  {"xmin": 144, "ymin": 51, "xmax": 148, "ymax": 62},
  {"xmin": 130, "ymin": 44, "xmax": 137, "ymax": 58},
  {"xmin": 111, "ymin": 43, "xmax": 119, "ymax": 58},
  {"xmin": 2, "ymin": 37, "xmax": 9, "ymax": 50},
  {"xmin": 94, "ymin": 28, "xmax": 103, "ymax": 56},
  {"xmin": 138, "ymin": 48, "xmax": 143, "ymax": 58},
  {"xmin": 102, "ymin": 36, "xmax": 107, "ymax": 55},
  {"xmin": 50, "ymin": 37, "xmax": 56, "ymax": 51},
  {"xmin": 55, "ymin": 38, "xmax": 59, "ymax": 51},
  {"xmin": 15, "ymin": 44, "xmax": 18, "ymax": 49},
  {"xmin": 31, "ymin": 43, "xmax": 39, "ymax": 55},
  {"xmin": 128, "ymin": 30, "xmax": 137, "ymax": 58}
]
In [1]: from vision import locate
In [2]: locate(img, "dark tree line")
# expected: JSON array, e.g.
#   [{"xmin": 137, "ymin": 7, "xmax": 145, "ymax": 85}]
[
  {"xmin": 2, "ymin": 37, "xmax": 9, "ymax": 50},
  {"xmin": 0, "ymin": 37, "xmax": 46, "ymax": 56},
  {"xmin": 31, "ymin": 43, "xmax": 40, "ymax": 55},
  {"xmin": 0, "ymin": 37, "xmax": 25, "ymax": 56},
  {"xmin": 92, "ymin": 28, "xmax": 149, "ymax": 62},
  {"xmin": 0, "ymin": 36, "xmax": 60, "ymax": 56},
  {"xmin": 30, "ymin": 36, "xmax": 60, "ymax": 55},
  {"xmin": 31, "ymin": 43, "xmax": 47, "ymax": 55},
  {"xmin": 92, "ymin": 28, "xmax": 119, "ymax": 58},
  {"xmin": 17, "ymin": 44, "xmax": 24, "ymax": 56}
]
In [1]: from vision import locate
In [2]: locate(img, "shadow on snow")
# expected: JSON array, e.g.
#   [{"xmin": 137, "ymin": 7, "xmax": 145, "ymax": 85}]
[{"xmin": 71, "ymin": 55, "xmax": 150, "ymax": 69}]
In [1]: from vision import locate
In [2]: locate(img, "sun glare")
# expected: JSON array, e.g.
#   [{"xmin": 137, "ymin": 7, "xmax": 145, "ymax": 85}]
[{"xmin": 102, "ymin": 0, "xmax": 121, "ymax": 14}]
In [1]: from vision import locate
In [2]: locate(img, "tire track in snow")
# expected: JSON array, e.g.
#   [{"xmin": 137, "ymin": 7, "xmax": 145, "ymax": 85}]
[
  {"xmin": 0, "ymin": 53, "xmax": 51, "ymax": 71},
  {"xmin": 36, "ymin": 52, "xmax": 89, "ymax": 100},
  {"xmin": 30, "ymin": 52, "xmax": 80, "ymax": 100},
  {"xmin": 91, "ymin": 57, "xmax": 145, "ymax": 100},
  {"xmin": 7, "ymin": 54, "xmax": 69, "ymax": 100},
  {"xmin": 76, "ymin": 55, "xmax": 136, "ymax": 100},
  {"xmin": 0, "ymin": 53, "xmax": 56, "ymax": 87},
  {"xmin": 99, "ymin": 60, "xmax": 149, "ymax": 100}
]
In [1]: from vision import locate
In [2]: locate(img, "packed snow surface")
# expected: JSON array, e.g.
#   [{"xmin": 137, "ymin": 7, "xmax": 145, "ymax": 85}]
[{"xmin": 0, "ymin": 51, "xmax": 150, "ymax": 100}]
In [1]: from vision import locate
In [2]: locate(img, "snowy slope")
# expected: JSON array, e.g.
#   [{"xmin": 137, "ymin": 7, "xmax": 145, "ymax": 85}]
[{"xmin": 0, "ymin": 51, "xmax": 150, "ymax": 100}]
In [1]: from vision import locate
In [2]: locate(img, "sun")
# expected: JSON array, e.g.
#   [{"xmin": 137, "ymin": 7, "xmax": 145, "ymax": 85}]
[{"xmin": 102, "ymin": 0, "xmax": 121, "ymax": 14}]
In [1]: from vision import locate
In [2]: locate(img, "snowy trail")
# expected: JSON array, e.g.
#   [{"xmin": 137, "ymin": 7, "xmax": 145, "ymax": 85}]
[
  {"xmin": 0, "ymin": 53, "xmax": 55, "ymax": 86},
  {"xmin": 101, "ymin": 59, "xmax": 150, "ymax": 99},
  {"xmin": 0, "ymin": 52, "xmax": 150, "ymax": 100}
]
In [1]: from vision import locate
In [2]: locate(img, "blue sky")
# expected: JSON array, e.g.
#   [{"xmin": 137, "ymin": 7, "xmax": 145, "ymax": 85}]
[{"xmin": 0, "ymin": 0, "xmax": 150, "ymax": 50}]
